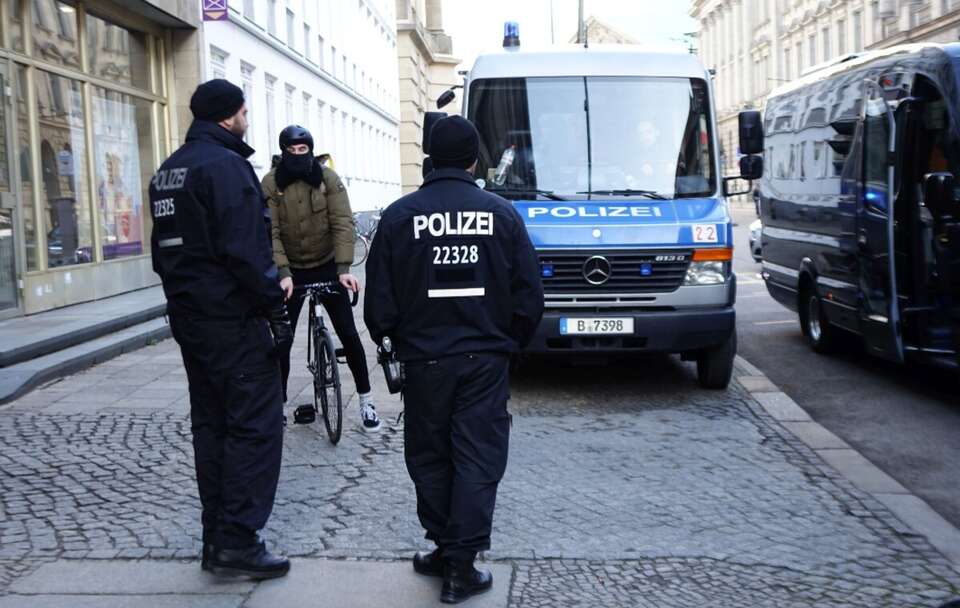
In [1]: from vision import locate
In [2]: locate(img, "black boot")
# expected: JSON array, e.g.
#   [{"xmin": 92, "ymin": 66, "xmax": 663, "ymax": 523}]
[
  {"xmin": 210, "ymin": 541, "xmax": 291, "ymax": 580},
  {"xmin": 412, "ymin": 548, "xmax": 444, "ymax": 577},
  {"xmin": 440, "ymin": 559, "xmax": 493, "ymax": 604},
  {"xmin": 201, "ymin": 542, "xmax": 214, "ymax": 572}
]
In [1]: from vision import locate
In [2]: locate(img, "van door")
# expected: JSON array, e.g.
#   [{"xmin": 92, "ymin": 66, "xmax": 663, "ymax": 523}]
[{"xmin": 857, "ymin": 79, "xmax": 904, "ymax": 362}]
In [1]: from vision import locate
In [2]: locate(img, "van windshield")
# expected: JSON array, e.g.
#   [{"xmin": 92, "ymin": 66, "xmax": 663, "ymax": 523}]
[{"xmin": 468, "ymin": 76, "xmax": 716, "ymax": 199}]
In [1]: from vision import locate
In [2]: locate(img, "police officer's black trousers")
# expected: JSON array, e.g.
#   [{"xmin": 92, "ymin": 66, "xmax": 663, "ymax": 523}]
[
  {"xmin": 170, "ymin": 313, "xmax": 284, "ymax": 549},
  {"xmin": 279, "ymin": 261, "xmax": 371, "ymax": 401},
  {"xmin": 402, "ymin": 352, "xmax": 511, "ymax": 562}
]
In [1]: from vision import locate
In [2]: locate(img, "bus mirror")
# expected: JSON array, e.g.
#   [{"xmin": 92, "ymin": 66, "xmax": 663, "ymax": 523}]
[
  {"xmin": 740, "ymin": 155, "xmax": 763, "ymax": 181},
  {"xmin": 437, "ymin": 89, "xmax": 456, "ymax": 109},
  {"xmin": 923, "ymin": 172, "xmax": 955, "ymax": 215},
  {"xmin": 738, "ymin": 110, "xmax": 764, "ymax": 155},
  {"xmin": 827, "ymin": 139, "xmax": 851, "ymax": 155}
]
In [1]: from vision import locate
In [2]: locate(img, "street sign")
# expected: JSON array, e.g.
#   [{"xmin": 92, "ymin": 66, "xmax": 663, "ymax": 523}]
[{"xmin": 202, "ymin": 0, "xmax": 228, "ymax": 21}]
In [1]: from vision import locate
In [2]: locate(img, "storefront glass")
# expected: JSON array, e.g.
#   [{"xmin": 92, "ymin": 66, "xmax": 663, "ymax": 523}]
[
  {"xmin": 86, "ymin": 11, "xmax": 149, "ymax": 91},
  {"xmin": 6, "ymin": 0, "xmax": 27, "ymax": 53},
  {"xmin": 91, "ymin": 87, "xmax": 152, "ymax": 260},
  {"xmin": 14, "ymin": 65, "xmax": 36, "ymax": 270},
  {"xmin": 36, "ymin": 69, "xmax": 92, "ymax": 267},
  {"xmin": 31, "ymin": 0, "xmax": 80, "ymax": 70}
]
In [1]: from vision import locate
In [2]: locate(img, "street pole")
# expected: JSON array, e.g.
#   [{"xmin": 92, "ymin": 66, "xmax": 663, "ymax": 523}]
[
  {"xmin": 550, "ymin": 0, "xmax": 555, "ymax": 44},
  {"xmin": 577, "ymin": 0, "xmax": 585, "ymax": 44}
]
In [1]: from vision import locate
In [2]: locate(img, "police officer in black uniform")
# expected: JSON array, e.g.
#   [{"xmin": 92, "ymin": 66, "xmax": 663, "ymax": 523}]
[
  {"xmin": 150, "ymin": 79, "xmax": 292, "ymax": 579},
  {"xmin": 365, "ymin": 116, "xmax": 544, "ymax": 604}
]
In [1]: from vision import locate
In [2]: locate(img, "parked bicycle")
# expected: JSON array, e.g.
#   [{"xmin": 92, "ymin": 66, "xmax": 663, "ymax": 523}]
[
  {"xmin": 290, "ymin": 280, "xmax": 359, "ymax": 445},
  {"xmin": 352, "ymin": 211, "xmax": 381, "ymax": 267}
]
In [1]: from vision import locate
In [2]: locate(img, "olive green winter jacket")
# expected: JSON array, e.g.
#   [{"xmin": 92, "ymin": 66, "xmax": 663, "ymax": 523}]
[{"xmin": 262, "ymin": 158, "xmax": 355, "ymax": 280}]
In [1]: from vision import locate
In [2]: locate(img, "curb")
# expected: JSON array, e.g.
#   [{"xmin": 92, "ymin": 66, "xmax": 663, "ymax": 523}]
[{"xmin": 734, "ymin": 354, "xmax": 960, "ymax": 573}]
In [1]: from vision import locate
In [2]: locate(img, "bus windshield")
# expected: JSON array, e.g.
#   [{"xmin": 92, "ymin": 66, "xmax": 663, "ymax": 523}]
[{"xmin": 468, "ymin": 76, "xmax": 716, "ymax": 200}]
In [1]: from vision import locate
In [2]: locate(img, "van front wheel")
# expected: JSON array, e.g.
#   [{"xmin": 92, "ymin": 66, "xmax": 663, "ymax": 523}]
[{"xmin": 696, "ymin": 330, "xmax": 737, "ymax": 390}]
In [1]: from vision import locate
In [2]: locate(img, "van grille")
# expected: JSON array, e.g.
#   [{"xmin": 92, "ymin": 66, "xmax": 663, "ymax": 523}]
[{"xmin": 538, "ymin": 250, "xmax": 692, "ymax": 294}]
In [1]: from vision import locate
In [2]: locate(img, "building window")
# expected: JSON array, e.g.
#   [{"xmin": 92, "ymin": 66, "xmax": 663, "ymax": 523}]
[
  {"xmin": 265, "ymin": 75, "xmax": 277, "ymax": 155},
  {"xmin": 331, "ymin": 46, "xmax": 338, "ymax": 79},
  {"xmin": 316, "ymin": 100, "xmax": 326, "ymax": 151},
  {"xmin": 343, "ymin": 56, "xmax": 348, "ymax": 84},
  {"xmin": 808, "ymin": 34, "xmax": 816, "ymax": 66},
  {"xmin": 837, "ymin": 19, "xmax": 846, "ymax": 55},
  {"xmin": 241, "ymin": 62, "xmax": 255, "ymax": 147},
  {"xmin": 209, "ymin": 46, "xmax": 227, "ymax": 80},
  {"xmin": 795, "ymin": 42, "xmax": 802, "ymax": 75},
  {"xmin": 304, "ymin": 24, "xmax": 312, "ymax": 62},
  {"xmin": 267, "ymin": 0, "xmax": 277, "ymax": 36},
  {"xmin": 853, "ymin": 11, "xmax": 863, "ymax": 50},
  {"xmin": 302, "ymin": 93, "xmax": 311, "ymax": 130},
  {"xmin": 285, "ymin": 84, "xmax": 295, "ymax": 125},
  {"xmin": 318, "ymin": 35, "xmax": 326, "ymax": 71},
  {"xmin": 784, "ymin": 47, "xmax": 791, "ymax": 80},
  {"xmin": 286, "ymin": 8, "xmax": 295, "ymax": 49},
  {"xmin": 822, "ymin": 27, "xmax": 830, "ymax": 60},
  {"xmin": 243, "ymin": 0, "xmax": 254, "ymax": 19}
]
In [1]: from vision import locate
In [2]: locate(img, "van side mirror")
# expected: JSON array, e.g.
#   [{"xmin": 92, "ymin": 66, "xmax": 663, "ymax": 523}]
[
  {"xmin": 437, "ymin": 89, "xmax": 456, "ymax": 109},
  {"xmin": 740, "ymin": 155, "xmax": 763, "ymax": 181},
  {"xmin": 738, "ymin": 110, "xmax": 764, "ymax": 155},
  {"xmin": 923, "ymin": 172, "xmax": 956, "ymax": 216}
]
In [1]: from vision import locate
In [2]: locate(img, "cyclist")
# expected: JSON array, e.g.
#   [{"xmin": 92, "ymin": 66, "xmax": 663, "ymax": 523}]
[{"xmin": 262, "ymin": 125, "xmax": 381, "ymax": 433}]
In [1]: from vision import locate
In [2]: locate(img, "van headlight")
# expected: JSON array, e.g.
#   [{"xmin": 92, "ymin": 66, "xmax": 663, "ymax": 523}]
[{"xmin": 683, "ymin": 261, "xmax": 729, "ymax": 286}]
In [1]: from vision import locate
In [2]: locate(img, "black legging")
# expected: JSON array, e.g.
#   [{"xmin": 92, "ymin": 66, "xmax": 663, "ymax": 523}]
[{"xmin": 280, "ymin": 260, "xmax": 371, "ymax": 401}]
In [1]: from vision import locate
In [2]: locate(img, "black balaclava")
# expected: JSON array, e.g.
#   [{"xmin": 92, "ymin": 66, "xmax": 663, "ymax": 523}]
[{"xmin": 281, "ymin": 150, "xmax": 313, "ymax": 176}]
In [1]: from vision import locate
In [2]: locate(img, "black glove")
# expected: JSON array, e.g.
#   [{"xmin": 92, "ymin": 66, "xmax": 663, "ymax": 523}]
[{"xmin": 267, "ymin": 304, "xmax": 293, "ymax": 354}]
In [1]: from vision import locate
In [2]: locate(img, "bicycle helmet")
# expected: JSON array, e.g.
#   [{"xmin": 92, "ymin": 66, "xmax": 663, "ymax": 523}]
[{"xmin": 279, "ymin": 125, "xmax": 314, "ymax": 152}]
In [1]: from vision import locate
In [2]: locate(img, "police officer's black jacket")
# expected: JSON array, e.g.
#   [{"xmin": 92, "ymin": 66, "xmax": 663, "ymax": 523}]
[
  {"xmin": 364, "ymin": 168, "xmax": 544, "ymax": 361},
  {"xmin": 150, "ymin": 120, "xmax": 283, "ymax": 319}
]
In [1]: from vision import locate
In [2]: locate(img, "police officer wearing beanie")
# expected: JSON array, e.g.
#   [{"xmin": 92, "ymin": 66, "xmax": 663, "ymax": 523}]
[
  {"xmin": 365, "ymin": 116, "xmax": 544, "ymax": 604},
  {"xmin": 150, "ymin": 79, "xmax": 291, "ymax": 579}
]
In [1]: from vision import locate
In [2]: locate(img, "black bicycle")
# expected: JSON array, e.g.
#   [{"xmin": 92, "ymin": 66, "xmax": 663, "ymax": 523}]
[{"xmin": 293, "ymin": 281, "xmax": 358, "ymax": 445}]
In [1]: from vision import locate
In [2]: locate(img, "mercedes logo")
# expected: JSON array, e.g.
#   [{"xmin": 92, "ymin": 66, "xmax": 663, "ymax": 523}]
[{"xmin": 582, "ymin": 256, "xmax": 612, "ymax": 285}]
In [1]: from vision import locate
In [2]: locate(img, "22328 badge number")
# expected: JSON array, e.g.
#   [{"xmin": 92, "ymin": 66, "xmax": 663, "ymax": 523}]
[{"xmin": 433, "ymin": 245, "xmax": 479, "ymax": 265}]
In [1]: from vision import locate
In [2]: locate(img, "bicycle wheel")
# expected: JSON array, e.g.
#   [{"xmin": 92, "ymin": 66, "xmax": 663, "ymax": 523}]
[
  {"xmin": 315, "ymin": 326, "xmax": 343, "ymax": 444},
  {"xmin": 352, "ymin": 235, "xmax": 369, "ymax": 267}
]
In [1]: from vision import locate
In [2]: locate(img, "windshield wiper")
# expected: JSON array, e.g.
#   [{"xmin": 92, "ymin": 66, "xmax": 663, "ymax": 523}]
[
  {"xmin": 577, "ymin": 189, "xmax": 668, "ymax": 200},
  {"xmin": 487, "ymin": 187, "xmax": 567, "ymax": 201}
]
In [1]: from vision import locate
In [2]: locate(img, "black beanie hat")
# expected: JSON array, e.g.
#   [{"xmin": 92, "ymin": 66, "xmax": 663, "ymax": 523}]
[
  {"xmin": 190, "ymin": 79, "xmax": 245, "ymax": 123},
  {"xmin": 429, "ymin": 115, "xmax": 479, "ymax": 170}
]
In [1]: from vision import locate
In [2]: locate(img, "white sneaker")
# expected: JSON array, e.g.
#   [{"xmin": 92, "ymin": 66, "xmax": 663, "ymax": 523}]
[{"xmin": 360, "ymin": 403, "xmax": 382, "ymax": 433}]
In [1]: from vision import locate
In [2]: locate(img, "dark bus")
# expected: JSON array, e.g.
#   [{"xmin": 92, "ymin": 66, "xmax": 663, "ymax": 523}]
[{"xmin": 754, "ymin": 43, "xmax": 960, "ymax": 368}]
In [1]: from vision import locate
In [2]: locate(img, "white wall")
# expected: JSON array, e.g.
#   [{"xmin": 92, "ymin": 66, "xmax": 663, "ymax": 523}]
[{"xmin": 202, "ymin": 0, "xmax": 402, "ymax": 211}]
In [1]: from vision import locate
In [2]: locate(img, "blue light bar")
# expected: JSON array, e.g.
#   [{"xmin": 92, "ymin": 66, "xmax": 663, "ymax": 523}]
[
  {"xmin": 540, "ymin": 263, "xmax": 554, "ymax": 278},
  {"xmin": 503, "ymin": 21, "xmax": 520, "ymax": 49}
]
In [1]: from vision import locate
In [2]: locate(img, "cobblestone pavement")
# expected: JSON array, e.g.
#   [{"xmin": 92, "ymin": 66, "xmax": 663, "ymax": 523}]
[{"xmin": 1, "ymin": 316, "xmax": 959, "ymax": 606}]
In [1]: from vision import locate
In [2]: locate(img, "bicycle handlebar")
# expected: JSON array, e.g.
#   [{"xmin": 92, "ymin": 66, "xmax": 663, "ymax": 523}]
[{"xmin": 293, "ymin": 281, "xmax": 359, "ymax": 307}]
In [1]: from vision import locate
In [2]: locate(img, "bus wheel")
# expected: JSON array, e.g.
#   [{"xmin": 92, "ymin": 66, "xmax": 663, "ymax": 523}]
[
  {"xmin": 800, "ymin": 285, "xmax": 837, "ymax": 354},
  {"xmin": 696, "ymin": 330, "xmax": 736, "ymax": 390}
]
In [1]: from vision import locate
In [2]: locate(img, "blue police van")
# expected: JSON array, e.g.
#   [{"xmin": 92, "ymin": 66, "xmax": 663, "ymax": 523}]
[
  {"xmin": 757, "ymin": 43, "xmax": 960, "ymax": 369},
  {"xmin": 433, "ymin": 28, "xmax": 763, "ymax": 389}
]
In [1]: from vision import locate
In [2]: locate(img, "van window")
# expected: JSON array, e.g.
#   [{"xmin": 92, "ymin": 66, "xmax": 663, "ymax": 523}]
[
  {"xmin": 469, "ymin": 76, "xmax": 715, "ymax": 199},
  {"xmin": 863, "ymin": 98, "xmax": 890, "ymax": 212}
]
